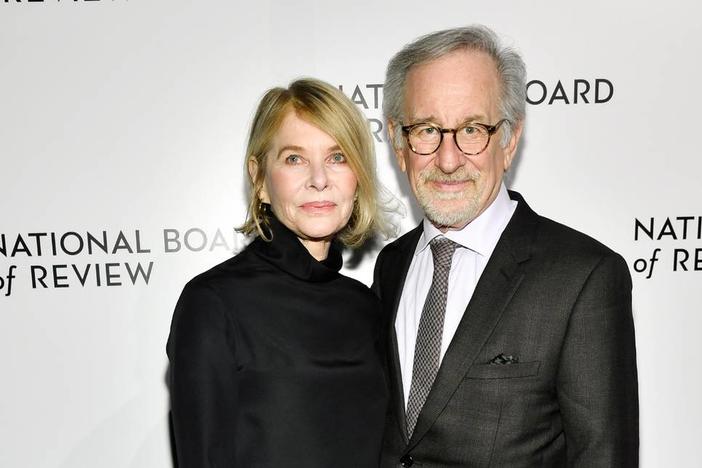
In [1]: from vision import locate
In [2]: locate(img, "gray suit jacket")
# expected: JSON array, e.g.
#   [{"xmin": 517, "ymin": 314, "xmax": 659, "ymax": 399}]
[{"xmin": 373, "ymin": 191, "xmax": 638, "ymax": 467}]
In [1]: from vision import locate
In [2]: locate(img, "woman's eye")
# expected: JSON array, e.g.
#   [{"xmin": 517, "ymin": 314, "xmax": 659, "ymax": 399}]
[
  {"xmin": 285, "ymin": 154, "xmax": 302, "ymax": 164},
  {"xmin": 329, "ymin": 153, "xmax": 346, "ymax": 163}
]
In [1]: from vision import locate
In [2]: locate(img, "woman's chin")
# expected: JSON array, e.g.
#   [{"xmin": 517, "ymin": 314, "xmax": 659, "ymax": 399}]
[{"xmin": 296, "ymin": 223, "xmax": 345, "ymax": 243}]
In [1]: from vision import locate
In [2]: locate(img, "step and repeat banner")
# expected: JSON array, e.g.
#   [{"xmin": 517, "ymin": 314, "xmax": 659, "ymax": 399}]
[{"xmin": 1, "ymin": 1, "xmax": 700, "ymax": 467}]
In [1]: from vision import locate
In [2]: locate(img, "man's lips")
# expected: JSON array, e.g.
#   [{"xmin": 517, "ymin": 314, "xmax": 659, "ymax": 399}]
[{"xmin": 430, "ymin": 179, "xmax": 471, "ymax": 191}]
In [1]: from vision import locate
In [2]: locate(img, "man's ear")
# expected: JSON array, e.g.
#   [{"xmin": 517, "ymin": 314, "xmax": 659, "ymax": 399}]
[
  {"xmin": 248, "ymin": 157, "xmax": 269, "ymax": 203},
  {"xmin": 503, "ymin": 121, "xmax": 524, "ymax": 171},
  {"xmin": 387, "ymin": 120, "xmax": 407, "ymax": 173}
]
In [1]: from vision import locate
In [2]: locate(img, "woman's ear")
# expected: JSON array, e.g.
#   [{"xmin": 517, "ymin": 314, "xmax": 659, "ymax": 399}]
[{"xmin": 248, "ymin": 157, "xmax": 270, "ymax": 203}]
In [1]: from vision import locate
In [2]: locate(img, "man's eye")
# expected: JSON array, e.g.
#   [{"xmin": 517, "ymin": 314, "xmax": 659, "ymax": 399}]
[
  {"xmin": 329, "ymin": 153, "xmax": 347, "ymax": 163},
  {"xmin": 461, "ymin": 125, "xmax": 488, "ymax": 136},
  {"xmin": 410, "ymin": 125, "xmax": 440, "ymax": 141},
  {"xmin": 285, "ymin": 154, "xmax": 302, "ymax": 164},
  {"xmin": 417, "ymin": 125, "xmax": 437, "ymax": 136}
]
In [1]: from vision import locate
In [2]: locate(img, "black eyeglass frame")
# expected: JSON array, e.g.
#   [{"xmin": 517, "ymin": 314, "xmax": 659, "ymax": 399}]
[{"xmin": 400, "ymin": 119, "xmax": 509, "ymax": 156}]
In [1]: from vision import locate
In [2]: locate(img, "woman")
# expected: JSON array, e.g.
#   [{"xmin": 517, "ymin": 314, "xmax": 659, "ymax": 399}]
[{"xmin": 167, "ymin": 78, "xmax": 391, "ymax": 468}]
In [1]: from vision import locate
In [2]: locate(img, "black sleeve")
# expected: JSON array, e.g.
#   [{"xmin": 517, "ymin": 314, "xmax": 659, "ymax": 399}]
[
  {"xmin": 557, "ymin": 253, "xmax": 639, "ymax": 467},
  {"xmin": 166, "ymin": 281, "xmax": 239, "ymax": 468}
]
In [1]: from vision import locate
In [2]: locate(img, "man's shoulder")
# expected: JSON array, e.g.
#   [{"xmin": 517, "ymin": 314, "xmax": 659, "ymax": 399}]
[
  {"xmin": 526, "ymin": 211, "xmax": 626, "ymax": 273},
  {"xmin": 539, "ymin": 214, "xmax": 617, "ymax": 254},
  {"xmin": 510, "ymin": 190, "xmax": 621, "ymax": 260},
  {"xmin": 506, "ymin": 196, "xmax": 631, "ymax": 286},
  {"xmin": 377, "ymin": 224, "xmax": 422, "ymax": 259}
]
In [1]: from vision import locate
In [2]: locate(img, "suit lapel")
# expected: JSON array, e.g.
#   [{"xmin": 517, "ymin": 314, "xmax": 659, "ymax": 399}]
[
  {"xmin": 407, "ymin": 191, "xmax": 539, "ymax": 447},
  {"xmin": 382, "ymin": 225, "xmax": 422, "ymax": 444}
]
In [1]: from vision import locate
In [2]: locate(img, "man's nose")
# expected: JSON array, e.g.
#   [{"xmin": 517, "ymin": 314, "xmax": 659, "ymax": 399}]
[{"xmin": 434, "ymin": 132, "xmax": 466, "ymax": 173}]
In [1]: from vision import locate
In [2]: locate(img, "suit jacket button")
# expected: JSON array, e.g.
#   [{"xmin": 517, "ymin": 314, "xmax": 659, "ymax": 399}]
[{"xmin": 400, "ymin": 454, "xmax": 414, "ymax": 467}]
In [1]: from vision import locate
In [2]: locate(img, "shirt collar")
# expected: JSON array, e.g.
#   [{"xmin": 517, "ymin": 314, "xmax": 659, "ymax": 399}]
[{"xmin": 415, "ymin": 183, "xmax": 516, "ymax": 258}]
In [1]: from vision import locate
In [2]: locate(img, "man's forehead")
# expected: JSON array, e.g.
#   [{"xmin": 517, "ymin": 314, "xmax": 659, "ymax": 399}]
[
  {"xmin": 402, "ymin": 51, "xmax": 500, "ymax": 124},
  {"xmin": 404, "ymin": 113, "xmax": 490, "ymax": 125},
  {"xmin": 405, "ymin": 49, "xmax": 498, "ymax": 82}
]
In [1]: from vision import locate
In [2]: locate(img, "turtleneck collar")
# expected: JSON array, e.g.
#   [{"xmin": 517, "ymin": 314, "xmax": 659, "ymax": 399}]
[{"xmin": 250, "ymin": 210, "xmax": 343, "ymax": 282}]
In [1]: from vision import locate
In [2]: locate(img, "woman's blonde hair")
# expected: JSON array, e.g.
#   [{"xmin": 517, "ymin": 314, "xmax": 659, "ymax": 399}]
[{"xmin": 240, "ymin": 78, "xmax": 389, "ymax": 247}]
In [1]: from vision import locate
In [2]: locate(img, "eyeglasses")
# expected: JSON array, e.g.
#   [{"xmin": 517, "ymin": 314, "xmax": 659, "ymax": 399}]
[{"xmin": 400, "ymin": 119, "xmax": 508, "ymax": 156}]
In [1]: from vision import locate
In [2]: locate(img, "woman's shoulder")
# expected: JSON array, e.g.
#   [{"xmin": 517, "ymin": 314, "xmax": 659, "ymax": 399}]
[
  {"xmin": 170, "ymin": 247, "xmax": 268, "ymax": 334},
  {"xmin": 184, "ymin": 241, "xmax": 270, "ymax": 289},
  {"xmin": 335, "ymin": 271, "xmax": 375, "ymax": 294},
  {"xmin": 329, "ymin": 272, "xmax": 380, "ymax": 311}
]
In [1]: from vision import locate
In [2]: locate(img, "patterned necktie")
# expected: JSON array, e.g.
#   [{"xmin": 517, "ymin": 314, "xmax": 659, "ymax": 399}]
[{"xmin": 406, "ymin": 237, "xmax": 459, "ymax": 437}]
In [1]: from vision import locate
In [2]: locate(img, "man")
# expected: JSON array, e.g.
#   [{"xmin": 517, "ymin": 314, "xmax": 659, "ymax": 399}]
[{"xmin": 373, "ymin": 26, "xmax": 638, "ymax": 467}]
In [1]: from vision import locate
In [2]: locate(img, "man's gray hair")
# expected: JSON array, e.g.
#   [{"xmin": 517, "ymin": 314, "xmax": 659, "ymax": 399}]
[{"xmin": 383, "ymin": 25, "xmax": 526, "ymax": 146}]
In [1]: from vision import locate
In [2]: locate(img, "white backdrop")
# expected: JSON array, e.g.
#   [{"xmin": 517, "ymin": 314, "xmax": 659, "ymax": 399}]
[{"xmin": 1, "ymin": 1, "xmax": 700, "ymax": 467}]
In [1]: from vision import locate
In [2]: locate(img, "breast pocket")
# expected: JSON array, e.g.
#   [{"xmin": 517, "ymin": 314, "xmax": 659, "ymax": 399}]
[{"xmin": 465, "ymin": 361, "xmax": 541, "ymax": 380}]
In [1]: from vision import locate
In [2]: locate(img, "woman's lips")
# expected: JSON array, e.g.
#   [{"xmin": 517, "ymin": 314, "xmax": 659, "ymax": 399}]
[{"xmin": 301, "ymin": 201, "xmax": 336, "ymax": 212}]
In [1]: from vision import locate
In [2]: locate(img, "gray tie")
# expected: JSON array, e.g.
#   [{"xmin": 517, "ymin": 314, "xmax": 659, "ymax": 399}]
[{"xmin": 406, "ymin": 237, "xmax": 459, "ymax": 437}]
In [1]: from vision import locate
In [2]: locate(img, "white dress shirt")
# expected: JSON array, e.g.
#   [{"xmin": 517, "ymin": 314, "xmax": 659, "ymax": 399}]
[{"xmin": 395, "ymin": 183, "xmax": 517, "ymax": 408}]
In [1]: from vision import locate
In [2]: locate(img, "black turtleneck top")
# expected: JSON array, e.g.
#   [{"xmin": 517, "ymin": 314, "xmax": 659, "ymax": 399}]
[{"xmin": 167, "ymin": 216, "xmax": 387, "ymax": 468}]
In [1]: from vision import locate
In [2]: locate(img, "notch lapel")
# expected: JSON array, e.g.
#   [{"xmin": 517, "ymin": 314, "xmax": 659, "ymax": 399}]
[{"xmin": 379, "ymin": 225, "xmax": 422, "ymax": 444}]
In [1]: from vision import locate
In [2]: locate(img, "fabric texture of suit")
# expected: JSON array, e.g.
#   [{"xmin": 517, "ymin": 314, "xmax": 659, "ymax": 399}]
[{"xmin": 373, "ymin": 191, "xmax": 638, "ymax": 467}]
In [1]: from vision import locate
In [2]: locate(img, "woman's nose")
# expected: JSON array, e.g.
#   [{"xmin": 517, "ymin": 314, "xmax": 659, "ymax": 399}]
[{"xmin": 307, "ymin": 162, "xmax": 329, "ymax": 190}]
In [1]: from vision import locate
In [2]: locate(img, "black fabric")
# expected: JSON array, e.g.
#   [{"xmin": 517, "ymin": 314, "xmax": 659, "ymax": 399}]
[{"xmin": 167, "ymin": 215, "xmax": 387, "ymax": 468}]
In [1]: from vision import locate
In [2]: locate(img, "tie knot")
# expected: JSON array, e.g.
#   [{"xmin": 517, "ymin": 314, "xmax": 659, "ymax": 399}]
[{"xmin": 429, "ymin": 237, "xmax": 458, "ymax": 269}]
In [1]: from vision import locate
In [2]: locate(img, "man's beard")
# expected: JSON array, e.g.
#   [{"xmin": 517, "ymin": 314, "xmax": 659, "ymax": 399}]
[{"xmin": 415, "ymin": 166, "xmax": 482, "ymax": 228}]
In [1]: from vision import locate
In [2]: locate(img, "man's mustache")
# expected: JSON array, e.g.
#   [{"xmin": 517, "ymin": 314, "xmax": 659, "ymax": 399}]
[{"xmin": 419, "ymin": 167, "xmax": 480, "ymax": 184}]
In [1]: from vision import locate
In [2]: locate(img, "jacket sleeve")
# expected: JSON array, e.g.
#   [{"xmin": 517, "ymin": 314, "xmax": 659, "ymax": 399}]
[
  {"xmin": 167, "ymin": 281, "xmax": 239, "ymax": 468},
  {"xmin": 557, "ymin": 252, "xmax": 639, "ymax": 467}
]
